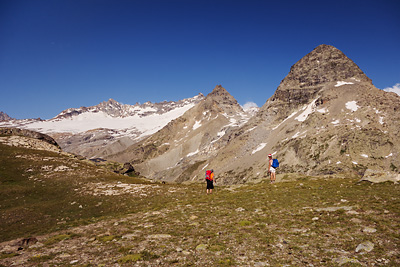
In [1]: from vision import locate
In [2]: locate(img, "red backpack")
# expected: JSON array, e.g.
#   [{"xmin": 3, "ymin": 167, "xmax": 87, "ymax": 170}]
[{"xmin": 205, "ymin": 170, "xmax": 213, "ymax": 181}]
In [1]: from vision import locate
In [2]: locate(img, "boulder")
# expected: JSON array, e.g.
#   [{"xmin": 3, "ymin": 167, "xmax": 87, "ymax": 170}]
[
  {"xmin": 122, "ymin": 162, "xmax": 135, "ymax": 173},
  {"xmin": 355, "ymin": 241, "xmax": 374, "ymax": 253}
]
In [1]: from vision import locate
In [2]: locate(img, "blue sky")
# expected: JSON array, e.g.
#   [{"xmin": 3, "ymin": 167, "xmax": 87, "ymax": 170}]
[{"xmin": 1, "ymin": 0, "xmax": 399, "ymax": 119}]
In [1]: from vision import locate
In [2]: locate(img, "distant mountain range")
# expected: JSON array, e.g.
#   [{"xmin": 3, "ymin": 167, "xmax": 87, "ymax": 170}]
[
  {"xmin": 1, "ymin": 44, "xmax": 399, "ymax": 184},
  {"xmin": 0, "ymin": 94, "xmax": 208, "ymax": 158}
]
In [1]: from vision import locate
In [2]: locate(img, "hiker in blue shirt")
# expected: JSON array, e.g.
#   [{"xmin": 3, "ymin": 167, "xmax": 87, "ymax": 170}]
[{"xmin": 268, "ymin": 154, "xmax": 277, "ymax": 183}]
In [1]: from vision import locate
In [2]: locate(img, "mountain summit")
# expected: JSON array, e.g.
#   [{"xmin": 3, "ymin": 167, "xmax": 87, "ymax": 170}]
[
  {"xmin": 0, "ymin": 112, "xmax": 13, "ymax": 121},
  {"xmin": 203, "ymin": 85, "xmax": 244, "ymax": 115},
  {"xmin": 269, "ymin": 44, "xmax": 372, "ymax": 107}
]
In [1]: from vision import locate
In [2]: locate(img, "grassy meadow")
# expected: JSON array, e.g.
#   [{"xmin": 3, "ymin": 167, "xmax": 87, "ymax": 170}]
[{"xmin": 0, "ymin": 143, "xmax": 399, "ymax": 266}]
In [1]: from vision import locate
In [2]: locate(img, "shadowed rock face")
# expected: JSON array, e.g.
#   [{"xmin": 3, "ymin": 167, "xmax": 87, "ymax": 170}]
[{"xmin": 268, "ymin": 44, "xmax": 372, "ymax": 107}]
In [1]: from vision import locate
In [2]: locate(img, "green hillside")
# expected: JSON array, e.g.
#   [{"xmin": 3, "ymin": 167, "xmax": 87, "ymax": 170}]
[{"xmin": 0, "ymin": 143, "xmax": 155, "ymax": 241}]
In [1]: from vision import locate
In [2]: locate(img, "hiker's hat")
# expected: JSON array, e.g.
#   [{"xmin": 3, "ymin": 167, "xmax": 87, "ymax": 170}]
[{"xmin": 268, "ymin": 154, "xmax": 272, "ymax": 157}]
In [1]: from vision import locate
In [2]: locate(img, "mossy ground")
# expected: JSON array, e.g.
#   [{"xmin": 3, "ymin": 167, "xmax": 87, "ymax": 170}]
[{"xmin": 0, "ymin": 143, "xmax": 399, "ymax": 266}]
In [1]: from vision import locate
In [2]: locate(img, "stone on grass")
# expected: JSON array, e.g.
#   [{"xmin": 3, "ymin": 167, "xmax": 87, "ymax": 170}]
[
  {"xmin": 346, "ymin": 210, "xmax": 359, "ymax": 215},
  {"xmin": 147, "ymin": 234, "xmax": 171, "ymax": 239},
  {"xmin": 355, "ymin": 241, "xmax": 374, "ymax": 253},
  {"xmin": 362, "ymin": 227, "xmax": 377, "ymax": 233},
  {"xmin": 316, "ymin": 206, "xmax": 353, "ymax": 212},
  {"xmin": 254, "ymin": 261, "xmax": 269, "ymax": 266},
  {"xmin": 122, "ymin": 234, "xmax": 137, "ymax": 240},
  {"xmin": 334, "ymin": 256, "xmax": 361, "ymax": 266},
  {"xmin": 350, "ymin": 218, "xmax": 363, "ymax": 224},
  {"xmin": 196, "ymin": 244, "xmax": 207, "ymax": 251}
]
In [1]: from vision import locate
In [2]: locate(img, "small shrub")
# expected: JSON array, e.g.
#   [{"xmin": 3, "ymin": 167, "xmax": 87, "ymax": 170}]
[
  {"xmin": 218, "ymin": 258, "xmax": 235, "ymax": 266},
  {"xmin": 118, "ymin": 246, "xmax": 134, "ymax": 254},
  {"xmin": 209, "ymin": 244, "xmax": 225, "ymax": 252},
  {"xmin": 118, "ymin": 254, "xmax": 142, "ymax": 263},
  {"xmin": 28, "ymin": 254, "xmax": 54, "ymax": 263},
  {"xmin": 239, "ymin": 220, "xmax": 252, "ymax": 226},
  {"xmin": 141, "ymin": 250, "xmax": 160, "ymax": 260},
  {"xmin": 390, "ymin": 163, "xmax": 398, "ymax": 172},
  {"xmin": 44, "ymin": 234, "xmax": 71, "ymax": 246},
  {"xmin": 0, "ymin": 252, "xmax": 19, "ymax": 259},
  {"xmin": 97, "ymin": 235, "xmax": 118, "ymax": 242}
]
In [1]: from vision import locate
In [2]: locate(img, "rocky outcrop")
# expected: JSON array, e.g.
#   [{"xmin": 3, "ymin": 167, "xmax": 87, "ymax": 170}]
[
  {"xmin": 0, "ymin": 135, "xmax": 62, "ymax": 153},
  {"xmin": 205, "ymin": 85, "xmax": 244, "ymax": 115},
  {"xmin": 0, "ymin": 128, "xmax": 60, "ymax": 149},
  {"xmin": 361, "ymin": 169, "xmax": 400, "ymax": 183},
  {"xmin": 114, "ymin": 162, "xmax": 138, "ymax": 175}
]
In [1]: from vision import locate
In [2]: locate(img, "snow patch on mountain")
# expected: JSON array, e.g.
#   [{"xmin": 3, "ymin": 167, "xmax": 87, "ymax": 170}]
[
  {"xmin": 345, "ymin": 101, "xmax": 359, "ymax": 112},
  {"xmin": 273, "ymin": 110, "xmax": 298, "ymax": 130},
  {"xmin": 295, "ymin": 99, "xmax": 317, "ymax": 122},
  {"xmin": 193, "ymin": 120, "xmax": 202, "ymax": 130},
  {"xmin": 335, "ymin": 81, "xmax": 354, "ymax": 87},
  {"xmin": 292, "ymin": 131, "xmax": 307, "ymax": 139},
  {"xmin": 252, "ymin": 143, "xmax": 267, "ymax": 154}
]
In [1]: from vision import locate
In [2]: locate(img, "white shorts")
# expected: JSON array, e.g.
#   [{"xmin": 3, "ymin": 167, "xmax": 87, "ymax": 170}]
[{"xmin": 270, "ymin": 167, "xmax": 276, "ymax": 173}]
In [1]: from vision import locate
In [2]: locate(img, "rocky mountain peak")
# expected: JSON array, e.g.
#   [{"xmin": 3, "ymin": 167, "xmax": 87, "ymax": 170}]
[
  {"xmin": 206, "ymin": 85, "xmax": 237, "ymax": 104},
  {"xmin": 209, "ymin": 84, "xmax": 228, "ymax": 95},
  {"xmin": 205, "ymin": 85, "xmax": 243, "ymax": 114},
  {"xmin": 106, "ymin": 98, "xmax": 119, "ymax": 105},
  {"xmin": 96, "ymin": 99, "xmax": 123, "ymax": 114},
  {"xmin": 269, "ymin": 44, "xmax": 372, "ymax": 107},
  {"xmin": 0, "ymin": 111, "xmax": 13, "ymax": 121},
  {"xmin": 260, "ymin": 44, "xmax": 372, "ymax": 116}
]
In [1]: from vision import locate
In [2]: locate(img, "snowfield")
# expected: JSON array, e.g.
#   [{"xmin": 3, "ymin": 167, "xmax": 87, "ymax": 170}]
[{"xmin": 7, "ymin": 103, "xmax": 197, "ymax": 138}]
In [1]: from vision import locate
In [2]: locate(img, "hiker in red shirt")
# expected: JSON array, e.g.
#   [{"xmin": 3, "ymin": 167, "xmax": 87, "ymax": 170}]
[{"xmin": 205, "ymin": 169, "xmax": 215, "ymax": 194}]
